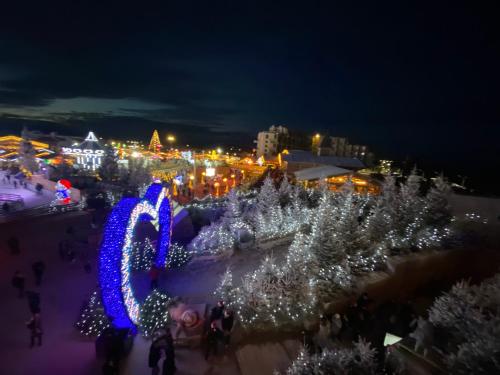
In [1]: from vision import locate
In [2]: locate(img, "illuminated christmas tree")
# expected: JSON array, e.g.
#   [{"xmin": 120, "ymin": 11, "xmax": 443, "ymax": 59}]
[
  {"xmin": 166, "ymin": 242, "xmax": 191, "ymax": 269},
  {"xmin": 148, "ymin": 129, "xmax": 162, "ymax": 153},
  {"xmin": 139, "ymin": 290, "xmax": 172, "ymax": 337},
  {"xmin": 76, "ymin": 291, "xmax": 110, "ymax": 337}
]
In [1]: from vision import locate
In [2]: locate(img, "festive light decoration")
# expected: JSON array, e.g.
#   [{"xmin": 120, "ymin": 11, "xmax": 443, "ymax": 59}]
[
  {"xmin": 131, "ymin": 238, "xmax": 156, "ymax": 271},
  {"xmin": 138, "ymin": 290, "xmax": 172, "ymax": 337},
  {"xmin": 76, "ymin": 291, "xmax": 110, "ymax": 337},
  {"xmin": 99, "ymin": 183, "xmax": 172, "ymax": 329},
  {"xmin": 166, "ymin": 243, "xmax": 191, "ymax": 269},
  {"xmin": 424, "ymin": 273, "xmax": 500, "ymax": 373},
  {"xmin": 54, "ymin": 179, "xmax": 72, "ymax": 204},
  {"xmin": 284, "ymin": 338, "xmax": 378, "ymax": 375},
  {"xmin": 62, "ymin": 131, "xmax": 104, "ymax": 171},
  {"xmin": 213, "ymin": 172, "xmax": 454, "ymax": 329},
  {"xmin": 148, "ymin": 129, "xmax": 162, "ymax": 153}
]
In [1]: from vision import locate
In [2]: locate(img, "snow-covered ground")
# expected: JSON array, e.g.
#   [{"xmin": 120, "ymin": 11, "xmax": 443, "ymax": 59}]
[
  {"xmin": 0, "ymin": 171, "xmax": 52, "ymax": 209},
  {"xmin": 0, "ymin": 208, "xmax": 288, "ymax": 375}
]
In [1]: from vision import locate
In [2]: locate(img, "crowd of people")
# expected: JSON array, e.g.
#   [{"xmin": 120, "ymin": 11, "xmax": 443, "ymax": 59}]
[{"xmin": 9, "ymin": 236, "xmax": 46, "ymax": 349}]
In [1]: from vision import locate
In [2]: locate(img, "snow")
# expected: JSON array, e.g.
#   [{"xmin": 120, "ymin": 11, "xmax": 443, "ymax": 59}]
[{"xmin": 0, "ymin": 171, "xmax": 53, "ymax": 209}]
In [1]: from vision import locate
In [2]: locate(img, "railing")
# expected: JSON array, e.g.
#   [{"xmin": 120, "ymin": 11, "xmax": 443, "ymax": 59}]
[{"xmin": 0, "ymin": 202, "xmax": 80, "ymax": 223}]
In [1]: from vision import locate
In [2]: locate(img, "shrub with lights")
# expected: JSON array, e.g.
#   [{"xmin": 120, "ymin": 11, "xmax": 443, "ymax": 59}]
[
  {"xmin": 76, "ymin": 291, "xmax": 111, "ymax": 337},
  {"xmin": 138, "ymin": 290, "xmax": 172, "ymax": 337},
  {"xmin": 131, "ymin": 238, "xmax": 156, "ymax": 271},
  {"xmin": 166, "ymin": 242, "xmax": 191, "ymax": 269}
]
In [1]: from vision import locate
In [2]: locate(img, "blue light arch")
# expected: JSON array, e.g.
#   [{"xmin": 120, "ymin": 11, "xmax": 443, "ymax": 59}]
[{"xmin": 98, "ymin": 183, "xmax": 172, "ymax": 329}]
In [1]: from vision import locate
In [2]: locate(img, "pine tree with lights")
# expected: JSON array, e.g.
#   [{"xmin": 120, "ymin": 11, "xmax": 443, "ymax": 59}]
[
  {"xmin": 148, "ymin": 129, "xmax": 162, "ymax": 153},
  {"xmin": 214, "ymin": 267, "xmax": 236, "ymax": 305},
  {"xmin": 139, "ymin": 289, "xmax": 172, "ymax": 337},
  {"xmin": 425, "ymin": 175, "xmax": 452, "ymax": 228},
  {"xmin": 285, "ymin": 338, "xmax": 378, "ymax": 375},
  {"xmin": 254, "ymin": 176, "xmax": 284, "ymax": 239},
  {"xmin": 425, "ymin": 274, "xmax": 500, "ymax": 374},
  {"xmin": 76, "ymin": 291, "xmax": 110, "ymax": 337},
  {"xmin": 222, "ymin": 189, "xmax": 253, "ymax": 241},
  {"xmin": 166, "ymin": 242, "xmax": 191, "ymax": 269},
  {"xmin": 278, "ymin": 174, "xmax": 294, "ymax": 206}
]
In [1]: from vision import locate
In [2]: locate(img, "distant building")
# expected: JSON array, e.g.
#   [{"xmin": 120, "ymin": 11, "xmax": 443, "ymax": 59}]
[
  {"xmin": 283, "ymin": 149, "xmax": 365, "ymax": 172},
  {"xmin": 255, "ymin": 125, "xmax": 289, "ymax": 157},
  {"xmin": 314, "ymin": 135, "xmax": 374, "ymax": 166},
  {"xmin": 61, "ymin": 131, "xmax": 104, "ymax": 171}
]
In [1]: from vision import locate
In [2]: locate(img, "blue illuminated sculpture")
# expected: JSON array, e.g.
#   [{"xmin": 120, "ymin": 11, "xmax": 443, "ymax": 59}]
[{"xmin": 98, "ymin": 183, "xmax": 172, "ymax": 329}]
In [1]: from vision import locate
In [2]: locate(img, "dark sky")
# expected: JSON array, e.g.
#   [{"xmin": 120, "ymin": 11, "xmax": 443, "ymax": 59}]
[{"xmin": 0, "ymin": 1, "xmax": 499, "ymax": 192}]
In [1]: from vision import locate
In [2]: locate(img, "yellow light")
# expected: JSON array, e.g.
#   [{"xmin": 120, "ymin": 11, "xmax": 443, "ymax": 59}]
[
  {"xmin": 167, "ymin": 135, "xmax": 175, "ymax": 142},
  {"xmin": 189, "ymin": 175, "xmax": 195, "ymax": 180},
  {"xmin": 214, "ymin": 182, "xmax": 220, "ymax": 187},
  {"xmin": 230, "ymin": 174, "xmax": 235, "ymax": 178},
  {"xmin": 315, "ymin": 133, "xmax": 321, "ymax": 139},
  {"xmin": 223, "ymin": 178, "xmax": 228, "ymax": 182},
  {"xmin": 216, "ymin": 148, "xmax": 222, "ymax": 154}
]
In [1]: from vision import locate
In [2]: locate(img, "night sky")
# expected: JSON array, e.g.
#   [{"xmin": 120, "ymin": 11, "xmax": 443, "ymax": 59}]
[{"xmin": 0, "ymin": 2, "xmax": 499, "ymax": 192}]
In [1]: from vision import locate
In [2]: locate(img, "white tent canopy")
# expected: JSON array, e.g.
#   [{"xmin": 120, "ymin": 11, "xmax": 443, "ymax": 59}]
[{"xmin": 294, "ymin": 165, "xmax": 351, "ymax": 181}]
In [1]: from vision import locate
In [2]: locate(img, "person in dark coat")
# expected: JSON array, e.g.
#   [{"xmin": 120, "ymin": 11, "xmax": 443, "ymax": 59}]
[
  {"xmin": 210, "ymin": 300, "xmax": 225, "ymax": 322},
  {"xmin": 32, "ymin": 261, "xmax": 45, "ymax": 286},
  {"xmin": 205, "ymin": 321, "xmax": 223, "ymax": 360},
  {"xmin": 221, "ymin": 309, "xmax": 234, "ymax": 348},
  {"xmin": 148, "ymin": 341, "xmax": 162, "ymax": 375},
  {"xmin": 26, "ymin": 290, "xmax": 40, "ymax": 314},
  {"xmin": 12, "ymin": 270, "xmax": 25, "ymax": 298},
  {"xmin": 162, "ymin": 345, "xmax": 176, "ymax": 375},
  {"xmin": 26, "ymin": 312, "xmax": 43, "ymax": 347},
  {"xmin": 7, "ymin": 236, "xmax": 20, "ymax": 254}
]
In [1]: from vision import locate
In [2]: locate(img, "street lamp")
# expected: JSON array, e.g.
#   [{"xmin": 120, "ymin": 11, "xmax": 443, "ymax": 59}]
[{"xmin": 166, "ymin": 135, "xmax": 175, "ymax": 149}]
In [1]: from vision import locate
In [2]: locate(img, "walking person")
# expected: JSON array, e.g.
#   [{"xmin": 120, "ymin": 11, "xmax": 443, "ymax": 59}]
[
  {"xmin": 26, "ymin": 290, "xmax": 41, "ymax": 314},
  {"xmin": 205, "ymin": 321, "xmax": 223, "ymax": 360},
  {"xmin": 32, "ymin": 260, "xmax": 46, "ymax": 286},
  {"xmin": 221, "ymin": 309, "xmax": 234, "ymax": 349},
  {"xmin": 26, "ymin": 312, "xmax": 43, "ymax": 348},
  {"xmin": 210, "ymin": 300, "xmax": 225, "ymax": 322},
  {"xmin": 162, "ymin": 345, "xmax": 176, "ymax": 375},
  {"xmin": 148, "ymin": 339, "xmax": 162, "ymax": 375},
  {"xmin": 12, "ymin": 270, "xmax": 26, "ymax": 298}
]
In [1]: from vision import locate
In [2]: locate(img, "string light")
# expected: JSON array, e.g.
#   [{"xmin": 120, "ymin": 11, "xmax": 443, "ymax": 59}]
[{"xmin": 99, "ymin": 183, "xmax": 172, "ymax": 329}]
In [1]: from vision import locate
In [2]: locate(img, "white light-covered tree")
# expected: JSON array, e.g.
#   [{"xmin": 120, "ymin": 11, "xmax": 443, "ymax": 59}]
[
  {"xmin": 214, "ymin": 267, "xmax": 236, "ymax": 305},
  {"xmin": 284, "ymin": 338, "xmax": 378, "ymax": 375},
  {"xmin": 166, "ymin": 242, "xmax": 191, "ymax": 269},
  {"xmin": 425, "ymin": 175, "xmax": 452, "ymax": 228},
  {"xmin": 138, "ymin": 290, "xmax": 172, "ymax": 337},
  {"xmin": 75, "ymin": 291, "xmax": 110, "ymax": 337},
  {"xmin": 98, "ymin": 146, "xmax": 119, "ymax": 181},
  {"xmin": 253, "ymin": 176, "xmax": 284, "ymax": 239},
  {"xmin": 221, "ymin": 189, "xmax": 253, "ymax": 241},
  {"xmin": 188, "ymin": 221, "xmax": 235, "ymax": 255},
  {"xmin": 427, "ymin": 274, "xmax": 500, "ymax": 374},
  {"xmin": 278, "ymin": 174, "xmax": 294, "ymax": 206}
]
